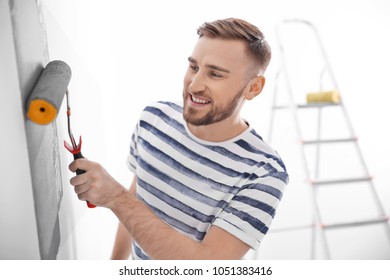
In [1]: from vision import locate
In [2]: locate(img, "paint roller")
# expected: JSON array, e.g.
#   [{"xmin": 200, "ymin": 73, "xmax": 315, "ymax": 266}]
[
  {"xmin": 306, "ymin": 90, "xmax": 340, "ymax": 104},
  {"xmin": 26, "ymin": 60, "xmax": 96, "ymax": 208}
]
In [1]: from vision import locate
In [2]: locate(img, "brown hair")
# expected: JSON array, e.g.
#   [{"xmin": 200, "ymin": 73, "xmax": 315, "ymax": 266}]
[{"xmin": 197, "ymin": 18, "xmax": 271, "ymax": 75}]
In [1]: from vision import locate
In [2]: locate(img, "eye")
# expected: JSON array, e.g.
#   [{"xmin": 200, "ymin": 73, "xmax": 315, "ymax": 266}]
[
  {"xmin": 209, "ymin": 71, "xmax": 223, "ymax": 78},
  {"xmin": 189, "ymin": 64, "xmax": 199, "ymax": 72}
]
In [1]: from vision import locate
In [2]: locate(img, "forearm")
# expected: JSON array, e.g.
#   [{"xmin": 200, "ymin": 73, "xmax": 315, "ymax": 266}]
[
  {"xmin": 111, "ymin": 222, "xmax": 132, "ymax": 260},
  {"xmin": 110, "ymin": 191, "xmax": 210, "ymax": 260}
]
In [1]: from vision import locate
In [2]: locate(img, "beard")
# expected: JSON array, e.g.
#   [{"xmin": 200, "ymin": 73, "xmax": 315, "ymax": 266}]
[{"xmin": 183, "ymin": 86, "xmax": 245, "ymax": 126}]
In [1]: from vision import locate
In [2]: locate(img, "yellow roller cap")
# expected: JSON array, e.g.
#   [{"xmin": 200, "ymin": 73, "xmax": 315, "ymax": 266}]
[
  {"xmin": 27, "ymin": 99, "xmax": 58, "ymax": 125},
  {"xmin": 306, "ymin": 90, "xmax": 340, "ymax": 104}
]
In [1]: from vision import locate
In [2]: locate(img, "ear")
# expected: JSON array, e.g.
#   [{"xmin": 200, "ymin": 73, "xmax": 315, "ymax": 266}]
[{"xmin": 245, "ymin": 75, "xmax": 265, "ymax": 100}]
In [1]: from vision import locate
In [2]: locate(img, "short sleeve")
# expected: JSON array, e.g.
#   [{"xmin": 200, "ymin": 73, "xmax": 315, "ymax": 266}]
[
  {"xmin": 212, "ymin": 172, "xmax": 287, "ymax": 249},
  {"xmin": 127, "ymin": 121, "xmax": 140, "ymax": 174}
]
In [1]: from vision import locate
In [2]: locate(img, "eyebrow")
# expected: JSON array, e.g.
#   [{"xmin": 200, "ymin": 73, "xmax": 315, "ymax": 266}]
[{"xmin": 188, "ymin": 57, "xmax": 231, "ymax": 74}]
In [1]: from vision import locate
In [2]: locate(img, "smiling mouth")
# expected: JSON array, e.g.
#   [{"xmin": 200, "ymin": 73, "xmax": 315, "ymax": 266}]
[{"xmin": 190, "ymin": 94, "xmax": 211, "ymax": 105}]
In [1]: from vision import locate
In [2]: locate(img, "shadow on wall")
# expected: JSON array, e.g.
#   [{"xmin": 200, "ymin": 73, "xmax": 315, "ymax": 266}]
[{"xmin": 1, "ymin": 0, "xmax": 62, "ymax": 260}]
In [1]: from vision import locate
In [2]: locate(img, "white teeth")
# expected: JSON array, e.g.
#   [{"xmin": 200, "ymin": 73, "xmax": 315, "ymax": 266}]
[{"xmin": 191, "ymin": 95, "xmax": 210, "ymax": 104}]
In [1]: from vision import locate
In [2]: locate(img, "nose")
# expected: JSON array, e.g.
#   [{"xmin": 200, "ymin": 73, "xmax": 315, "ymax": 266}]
[{"xmin": 188, "ymin": 72, "xmax": 206, "ymax": 93}]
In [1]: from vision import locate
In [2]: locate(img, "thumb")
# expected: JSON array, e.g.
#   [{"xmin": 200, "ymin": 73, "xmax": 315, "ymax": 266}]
[{"xmin": 69, "ymin": 158, "xmax": 90, "ymax": 173}]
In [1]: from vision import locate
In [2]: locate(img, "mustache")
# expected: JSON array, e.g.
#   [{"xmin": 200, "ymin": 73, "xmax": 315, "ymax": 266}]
[{"xmin": 184, "ymin": 89, "xmax": 212, "ymax": 101}]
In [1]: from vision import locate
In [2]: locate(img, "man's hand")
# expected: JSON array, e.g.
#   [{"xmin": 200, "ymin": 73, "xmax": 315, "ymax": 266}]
[{"xmin": 69, "ymin": 159, "xmax": 126, "ymax": 208}]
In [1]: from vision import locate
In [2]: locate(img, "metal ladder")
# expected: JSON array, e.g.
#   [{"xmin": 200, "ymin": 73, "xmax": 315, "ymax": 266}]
[{"xmin": 268, "ymin": 19, "xmax": 390, "ymax": 259}]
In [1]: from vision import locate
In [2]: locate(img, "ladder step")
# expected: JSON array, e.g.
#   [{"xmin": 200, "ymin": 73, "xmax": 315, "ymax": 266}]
[
  {"xmin": 323, "ymin": 216, "xmax": 389, "ymax": 230},
  {"xmin": 273, "ymin": 102, "xmax": 340, "ymax": 110},
  {"xmin": 312, "ymin": 176, "xmax": 372, "ymax": 186},
  {"xmin": 270, "ymin": 216, "xmax": 389, "ymax": 232},
  {"xmin": 298, "ymin": 102, "xmax": 341, "ymax": 109},
  {"xmin": 270, "ymin": 224, "xmax": 315, "ymax": 233},
  {"xmin": 302, "ymin": 137, "xmax": 357, "ymax": 145},
  {"xmin": 272, "ymin": 105, "xmax": 290, "ymax": 110}
]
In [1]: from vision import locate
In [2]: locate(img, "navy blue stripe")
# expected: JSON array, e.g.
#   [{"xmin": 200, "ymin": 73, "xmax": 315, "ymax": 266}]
[
  {"xmin": 157, "ymin": 101, "xmax": 183, "ymax": 113},
  {"xmin": 138, "ymin": 194, "xmax": 206, "ymax": 241},
  {"xmin": 235, "ymin": 139, "xmax": 288, "ymax": 175},
  {"xmin": 232, "ymin": 196, "xmax": 276, "ymax": 218},
  {"xmin": 243, "ymin": 183, "xmax": 283, "ymax": 200},
  {"xmin": 249, "ymin": 129, "xmax": 264, "ymax": 141},
  {"xmin": 222, "ymin": 218, "xmax": 248, "ymax": 233},
  {"xmin": 225, "ymin": 206, "xmax": 269, "ymax": 235},
  {"xmin": 263, "ymin": 162, "xmax": 277, "ymax": 173},
  {"xmin": 131, "ymin": 123, "xmax": 138, "ymax": 146},
  {"xmin": 134, "ymin": 243, "xmax": 150, "ymax": 260},
  {"xmin": 203, "ymin": 145, "xmax": 267, "ymax": 168},
  {"xmin": 262, "ymin": 163, "xmax": 289, "ymax": 183},
  {"xmin": 130, "ymin": 146, "xmax": 136, "ymax": 159},
  {"xmin": 138, "ymin": 178, "xmax": 215, "ymax": 223},
  {"xmin": 138, "ymin": 136, "xmax": 239, "ymax": 194},
  {"xmin": 128, "ymin": 162, "xmax": 136, "ymax": 171},
  {"xmin": 267, "ymin": 171, "xmax": 289, "ymax": 182},
  {"xmin": 144, "ymin": 106, "xmax": 187, "ymax": 134},
  {"xmin": 136, "ymin": 156, "xmax": 228, "ymax": 209},
  {"xmin": 234, "ymin": 139, "xmax": 285, "ymax": 168}
]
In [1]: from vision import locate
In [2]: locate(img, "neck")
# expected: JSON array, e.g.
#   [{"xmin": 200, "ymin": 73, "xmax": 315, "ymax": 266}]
[{"xmin": 187, "ymin": 115, "xmax": 248, "ymax": 142}]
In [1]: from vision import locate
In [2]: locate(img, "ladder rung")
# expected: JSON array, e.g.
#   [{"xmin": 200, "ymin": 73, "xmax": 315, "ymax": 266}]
[
  {"xmin": 298, "ymin": 102, "xmax": 340, "ymax": 109},
  {"xmin": 323, "ymin": 216, "xmax": 389, "ymax": 230},
  {"xmin": 272, "ymin": 105, "xmax": 290, "ymax": 110},
  {"xmin": 302, "ymin": 137, "xmax": 357, "ymax": 145},
  {"xmin": 311, "ymin": 176, "xmax": 372, "ymax": 186},
  {"xmin": 272, "ymin": 102, "xmax": 340, "ymax": 110},
  {"xmin": 270, "ymin": 224, "xmax": 315, "ymax": 233},
  {"xmin": 270, "ymin": 216, "xmax": 390, "ymax": 232}
]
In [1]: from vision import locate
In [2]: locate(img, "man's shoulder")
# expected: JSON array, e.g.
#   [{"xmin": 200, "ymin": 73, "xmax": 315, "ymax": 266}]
[
  {"xmin": 139, "ymin": 101, "xmax": 184, "ymax": 125},
  {"xmin": 242, "ymin": 128, "xmax": 278, "ymax": 157},
  {"xmin": 142, "ymin": 101, "xmax": 183, "ymax": 114},
  {"xmin": 241, "ymin": 129, "xmax": 288, "ymax": 178}
]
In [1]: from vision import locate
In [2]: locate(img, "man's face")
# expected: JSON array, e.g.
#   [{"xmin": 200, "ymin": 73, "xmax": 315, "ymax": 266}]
[{"xmin": 182, "ymin": 36, "xmax": 251, "ymax": 126}]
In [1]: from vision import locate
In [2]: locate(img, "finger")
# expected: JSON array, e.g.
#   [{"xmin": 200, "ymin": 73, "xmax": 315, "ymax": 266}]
[
  {"xmin": 69, "ymin": 172, "xmax": 88, "ymax": 187},
  {"xmin": 69, "ymin": 158, "xmax": 91, "ymax": 173},
  {"xmin": 73, "ymin": 182, "xmax": 90, "ymax": 196},
  {"xmin": 77, "ymin": 190, "xmax": 97, "ymax": 205},
  {"xmin": 77, "ymin": 192, "xmax": 88, "ymax": 202}
]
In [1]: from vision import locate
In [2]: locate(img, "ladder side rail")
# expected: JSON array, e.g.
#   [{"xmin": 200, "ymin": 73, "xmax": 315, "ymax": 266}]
[
  {"xmin": 309, "ymin": 22, "xmax": 361, "ymax": 141},
  {"xmin": 275, "ymin": 21, "xmax": 314, "ymax": 185},
  {"xmin": 314, "ymin": 107, "xmax": 323, "ymax": 179},
  {"xmin": 276, "ymin": 21, "xmax": 331, "ymax": 259},
  {"xmin": 267, "ymin": 69, "xmax": 281, "ymax": 144},
  {"xmin": 314, "ymin": 67, "xmax": 328, "ymax": 180}
]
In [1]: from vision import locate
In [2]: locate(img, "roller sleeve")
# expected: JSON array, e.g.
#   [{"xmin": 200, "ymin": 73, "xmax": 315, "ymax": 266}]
[{"xmin": 26, "ymin": 60, "xmax": 71, "ymax": 124}]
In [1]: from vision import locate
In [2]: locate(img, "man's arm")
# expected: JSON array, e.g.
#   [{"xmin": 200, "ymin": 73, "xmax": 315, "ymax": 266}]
[
  {"xmin": 110, "ymin": 179, "xmax": 137, "ymax": 260},
  {"xmin": 69, "ymin": 159, "xmax": 250, "ymax": 259},
  {"xmin": 111, "ymin": 222, "xmax": 132, "ymax": 260},
  {"xmin": 112, "ymin": 185, "xmax": 250, "ymax": 259}
]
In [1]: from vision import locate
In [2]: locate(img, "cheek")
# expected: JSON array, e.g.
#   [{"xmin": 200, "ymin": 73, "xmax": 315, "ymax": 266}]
[
  {"xmin": 183, "ymin": 69, "xmax": 192, "ymax": 85},
  {"xmin": 212, "ymin": 84, "xmax": 232, "ymax": 98}
]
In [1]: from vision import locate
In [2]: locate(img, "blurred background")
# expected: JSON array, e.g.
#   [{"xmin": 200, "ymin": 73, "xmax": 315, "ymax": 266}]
[{"xmin": 2, "ymin": 0, "xmax": 390, "ymax": 259}]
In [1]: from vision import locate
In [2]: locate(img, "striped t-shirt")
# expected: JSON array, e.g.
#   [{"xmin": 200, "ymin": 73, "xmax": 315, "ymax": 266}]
[{"xmin": 127, "ymin": 101, "xmax": 288, "ymax": 260}]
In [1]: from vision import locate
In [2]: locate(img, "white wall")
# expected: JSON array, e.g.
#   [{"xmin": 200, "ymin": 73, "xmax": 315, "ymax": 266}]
[
  {"xmin": 0, "ymin": 0, "xmax": 40, "ymax": 259},
  {"xmin": 41, "ymin": 0, "xmax": 390, "ymax": 259}
]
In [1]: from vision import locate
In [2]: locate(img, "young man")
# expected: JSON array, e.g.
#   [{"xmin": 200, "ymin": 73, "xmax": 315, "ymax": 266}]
[{"xmin": 69, "ymin": 18, "xmax": 288, "ymax": 260}]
